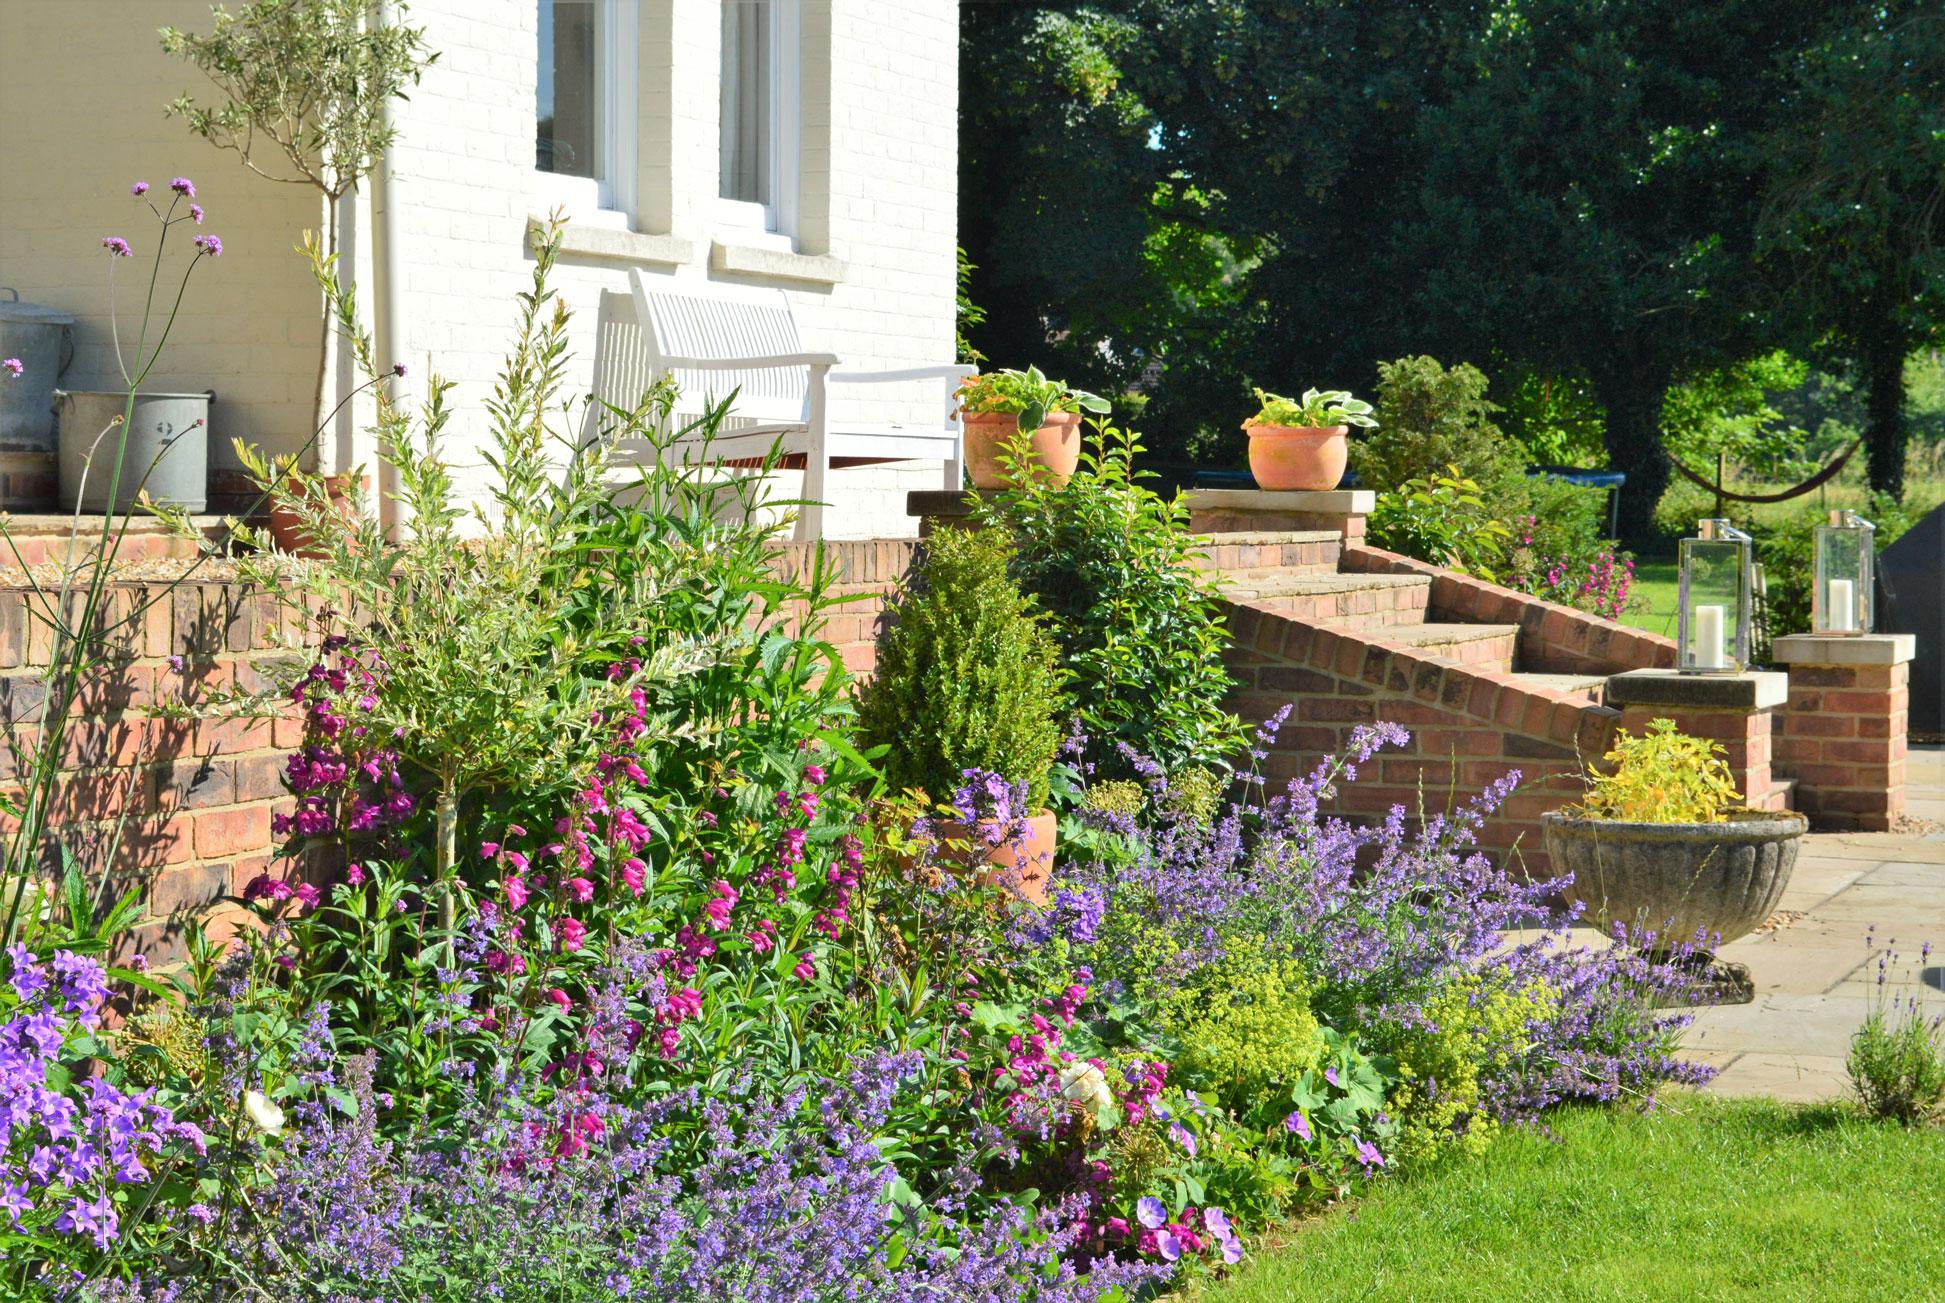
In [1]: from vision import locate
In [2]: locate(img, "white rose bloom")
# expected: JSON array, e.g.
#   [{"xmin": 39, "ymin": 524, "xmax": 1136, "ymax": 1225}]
[
  {"xmin": 1059, "ymin": 1062, "xmax": 1112, "ymax": 1111},
  {"xmin": 243, "ymin": 1090, "xmax": 285, "ymax": 1136}
]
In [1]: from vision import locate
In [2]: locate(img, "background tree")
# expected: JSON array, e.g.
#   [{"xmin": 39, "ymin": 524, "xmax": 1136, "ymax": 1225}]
[{"xmin": 1756, "ymin": 5, "xmax": 1945, "ymax": 500}]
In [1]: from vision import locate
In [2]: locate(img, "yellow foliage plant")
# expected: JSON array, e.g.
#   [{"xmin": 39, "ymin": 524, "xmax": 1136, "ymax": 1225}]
[
  {"xmin": 1566, "ymin": 717, "xmax": 1743, "ymax": 824},
  {"xmin": 1159, "ymin": 943, "xmax": 1324, "ymax": 1099},
  {"xmin": 1382, "ymin": 973, "xmax": 1559, "ymax": 1166}
]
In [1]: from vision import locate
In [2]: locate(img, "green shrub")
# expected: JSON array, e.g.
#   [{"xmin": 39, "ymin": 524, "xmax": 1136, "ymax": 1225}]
[
  {"xmin": 1368, "ymin": 468, "xmax": 1512, "ymax": 579},
  {"xmin": 855, "ymin": 526, "xmax": 1067, "ymax": 806},
  {"xmin": 971, "ymin": 422, "xmax": 1245, "ymax": 777},
  {"xmin": 1351, "ymin": 356, "xmax": 1527, "ymax": 494}
]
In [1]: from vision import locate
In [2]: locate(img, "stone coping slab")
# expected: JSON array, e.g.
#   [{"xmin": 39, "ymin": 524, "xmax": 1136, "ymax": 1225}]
[
  {"xmin": 1770, "ymin": 633, "xmax": 1916, "ymax": 665},
  {"xmin": 1183, "ymin": 488, "xmax": 1375, "ymax": 514},
  {"xmin": 1606, "ymin": 667, "xmax": 1789, "ymax": 710}
]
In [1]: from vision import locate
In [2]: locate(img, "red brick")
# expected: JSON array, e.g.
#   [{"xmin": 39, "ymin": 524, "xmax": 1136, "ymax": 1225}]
[
  {"xmin": 194, "ymin": 805, "xmax": 272, "ymax": 858},
  {"xmin": 1775, "ymin": 737, "xmax": 1824, "ymax": 764},
  {"xmin": 1380, "ymin": 701, "xmax": 1466, "ymax": 727},
  {"xmin": 1825, "ymin": 739, "xmax": 1892, "ymax": 764},
  {"xmin": 1789, "ymin": 762, "xmax": 1858, "ymax": 788},
  {"xmin": 1309, "ymin": 628, "xmax": 1340, "ymax": 671},
  {"xmin": 1415, "ymin": 728, "xmax": 1503, "ymax": 757},
  {"xmin": 1303, "ymin": 697, "xmax": 1377, "ymax": 723},
  {"xmin": 1496, "ymin": 687, "xmax": 1533, "ymax": 731},
  {"xmin": 1467, "ymin": 676, "xmax": 1501, "ymax": 721},
  {"xmin": 1333, "ymin": 638, "xmax": 1365, "ymax": 679},
  {"xmin": 1787, "ymin": 712, "xmax": 1855, "ymax": 738},
  {"xmin": 1825, "ymin": 691, "xmax": 1897, "ymax": 715},
  {"xmin": 111, "ymin": 815, "xmax": 193, "ymax": 872},
  {"xmin": 1814, "ymin": 789, "xmax": 1895, "ymax": 815},
  {"xmin": 148, "ymin": 861, "xmax": 231, "ymax": 916},
  {"xmin": 1383, "ymin": 758, "xmax": 1455, "ymax": 786},
  {"xmin": 1790, "ymin": 665, "xmax": 1856, "ymax": 689}
]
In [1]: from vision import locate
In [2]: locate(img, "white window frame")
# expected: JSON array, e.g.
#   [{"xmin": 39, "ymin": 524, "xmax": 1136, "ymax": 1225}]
[
  {"xmin": 716, "ymin": 0, "xmax": 798, "ymax": 248},
  {"xmin": 535, "ymin": 0, "xmax": 638, "ymax": 228}
]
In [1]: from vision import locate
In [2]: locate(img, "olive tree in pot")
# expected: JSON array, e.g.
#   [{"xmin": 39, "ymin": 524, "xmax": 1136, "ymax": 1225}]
[
  {"xmin": 1543, "ymin": 719, "xmax": 1806, "ymax": 960},
  {"xmin": 854, "ymin": 526, "xmax": 1067, "ymax": 903}
]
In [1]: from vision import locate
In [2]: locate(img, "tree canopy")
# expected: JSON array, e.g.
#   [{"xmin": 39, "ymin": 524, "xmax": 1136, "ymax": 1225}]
[{"xmin": 959, "ymin": 0, "xmax": 1945, "ymax": 540}]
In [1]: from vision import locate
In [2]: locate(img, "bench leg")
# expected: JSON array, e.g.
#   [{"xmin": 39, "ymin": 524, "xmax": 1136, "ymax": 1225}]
[{"xmin": 796, "ymin": 365, "xmax": 830, "ymax": 541}]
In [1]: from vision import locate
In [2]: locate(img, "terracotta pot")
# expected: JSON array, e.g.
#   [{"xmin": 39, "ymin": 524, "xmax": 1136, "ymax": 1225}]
[
  {"xmin": 962, "ymin": 411, "xmax": 1083, "ymax": 489},
  {"xmin": 268, "ymin": 473, "xmax": 367, "ymax": 558},
  {"xmin": 933, "ymin": 808, "xmax": 1057, "ymax": 905},
  {"xmin": 1242, "ymin": 423, "xmax": 1348, "ymax": 491}
]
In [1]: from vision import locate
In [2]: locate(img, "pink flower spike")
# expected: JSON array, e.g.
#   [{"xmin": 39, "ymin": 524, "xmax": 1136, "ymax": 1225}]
[
  {"xmin": 481, "ymin": 842, "xmax": 500, "ymax": 859},
  {"xmin": 545, "ymin": 988, "xmax": 571, "ymax": 1010},
  {"xmin": 565, "ymin": 877, "xmax": 594, "ymax": 903},
  {"xmin": 793, "ymin": 955, "xmax": 816, "ymax": 981}
]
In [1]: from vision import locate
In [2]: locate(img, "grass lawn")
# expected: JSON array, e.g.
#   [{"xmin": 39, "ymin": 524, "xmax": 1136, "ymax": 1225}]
[
  {"xmin": 1209, "ymin": 1098, "xmax": 1945, "ymax": 1302},
  {"xmin": 1619, "ymin": 558, "xmax": 1678, "ymax": 639}
]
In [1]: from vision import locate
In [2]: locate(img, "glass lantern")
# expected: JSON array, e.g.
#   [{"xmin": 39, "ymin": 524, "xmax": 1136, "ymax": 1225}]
[
  {"xmin": 1812, "ymin": 510, "xmax": 1875, "ymax": 635},
  {"xmin": 1678, "ymin": 519, "xmax": 1753, "ymax": 673}
]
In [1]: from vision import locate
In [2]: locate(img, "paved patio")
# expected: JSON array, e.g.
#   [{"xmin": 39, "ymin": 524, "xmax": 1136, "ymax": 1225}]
[{"xmin": 1682, "ymin": 744, "xmax": 1945, "ymax": 1101}]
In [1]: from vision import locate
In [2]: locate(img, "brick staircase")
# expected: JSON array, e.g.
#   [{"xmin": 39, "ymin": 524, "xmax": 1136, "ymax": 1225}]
[{"xmin": 1199, "ymin": 528, "xmax": 1675, "ymax": 876}]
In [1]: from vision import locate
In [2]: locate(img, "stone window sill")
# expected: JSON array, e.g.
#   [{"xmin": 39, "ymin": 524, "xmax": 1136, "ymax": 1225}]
[
  {"xmin": 710, "ymin": 240, "xmax": 847, "ymax": 285},
  {"xmin": 528, "ymin": 218, "xmax": 693, "ymax": 266}
]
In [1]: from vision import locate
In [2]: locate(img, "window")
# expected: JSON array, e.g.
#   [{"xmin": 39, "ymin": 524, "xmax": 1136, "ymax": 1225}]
[
  {"xmin": 537, "ymin": 0, "xmax": 636, "ymax": 224},
  {"xmin": 719, "ymin": 0, "xmax": 797, "ymax": 241}
]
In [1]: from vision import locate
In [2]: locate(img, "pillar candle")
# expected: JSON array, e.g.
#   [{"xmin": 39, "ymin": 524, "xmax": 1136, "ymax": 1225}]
[
  {"xmin": 1827, "ymin": 578, "xmax": 1854, "ymax": 632},
  {"xmin": 1693, "ymin": 604, "xmax": 1725, "ymax": 669}
]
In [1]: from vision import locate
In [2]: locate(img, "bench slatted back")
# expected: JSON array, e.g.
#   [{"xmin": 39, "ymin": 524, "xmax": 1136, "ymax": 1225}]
[{"xmin": 628, "ymin": 273, "xmax": 808, "ymax": 425}]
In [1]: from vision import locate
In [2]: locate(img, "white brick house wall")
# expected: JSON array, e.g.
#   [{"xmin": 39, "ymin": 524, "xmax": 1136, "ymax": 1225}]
[{"xmin": 0, "ymin": 0, "xmax": 959, "ymax": 539}]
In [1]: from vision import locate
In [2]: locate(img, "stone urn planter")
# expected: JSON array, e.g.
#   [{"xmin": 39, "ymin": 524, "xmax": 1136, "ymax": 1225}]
[
  {"xmin": 933, "ymin": 809, "xmax": 1056, "ymax": 906},
  {"xmin": 1541, "ymin": 808, "xmax": 1807, "ymax": 948},
  {"xmin": 961, "ymin": 411, "xmax": 1083, "ymax": 489},
  {"xmin": 1241, "ymin": 423, "xmax": 1348, "ymax": 491}
]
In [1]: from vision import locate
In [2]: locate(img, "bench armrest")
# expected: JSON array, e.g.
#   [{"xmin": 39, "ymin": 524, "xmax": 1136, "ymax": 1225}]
[{"xmin": 829, "ymin": 364, "xmax": 978, "ymax": 384}]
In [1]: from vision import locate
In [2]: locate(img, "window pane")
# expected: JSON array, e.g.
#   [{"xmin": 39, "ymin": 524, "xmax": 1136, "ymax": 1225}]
[
  {"xmin": 538, "ymin": 1, "xmax": 599, "ymax": 178},
  {"xmin": 720, "ymin": 0, "xmax": 771, "ymax": 205}
]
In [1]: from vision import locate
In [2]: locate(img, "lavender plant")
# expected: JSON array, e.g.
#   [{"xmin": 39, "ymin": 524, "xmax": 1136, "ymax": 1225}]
[{"xmin": 1846, "ymin": 932, "xmax": 1945, "ymax": 1124}]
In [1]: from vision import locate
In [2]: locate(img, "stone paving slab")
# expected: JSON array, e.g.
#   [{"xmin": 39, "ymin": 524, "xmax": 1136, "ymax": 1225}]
[{"xmin": 1681, "ymin": 746, "xmax": 1945, "ymax": 1104}]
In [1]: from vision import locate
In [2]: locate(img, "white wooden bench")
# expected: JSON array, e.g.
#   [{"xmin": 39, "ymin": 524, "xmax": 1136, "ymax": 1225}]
[{"xmin": 587, "ymin": 268, "xmax": 974, "ymax": 539}]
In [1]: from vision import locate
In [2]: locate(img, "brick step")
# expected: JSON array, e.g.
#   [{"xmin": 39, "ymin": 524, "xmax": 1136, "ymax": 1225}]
[
  {"xmin": 1508, "ymin": 670, "xmax": 1610, "ymax": 705},
  {"xmin": 1195, "ymin": 530, "xmax": 1344, "ymax": 579},
  {"xmin": 1224, "ymin": 572, "xmax": 1432, "ymax": 630},
  {"xmin": 1376, "ymin": 622, "xmax": 1518, "ymax": 672}
]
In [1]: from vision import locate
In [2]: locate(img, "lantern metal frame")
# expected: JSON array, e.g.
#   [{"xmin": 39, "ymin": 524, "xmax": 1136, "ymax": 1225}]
[
  {"xmin": 1677, "ymin": 518, "xmax": 1754, "ymax": 674},
  {"xmin": 1812, "ymin": 510, "xmax": 1875, "ymax": 636}
]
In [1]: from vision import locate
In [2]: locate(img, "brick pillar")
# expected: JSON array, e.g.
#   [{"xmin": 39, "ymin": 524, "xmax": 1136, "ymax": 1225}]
[
  {"xmin": 1603, "ymin": 669, "xmax": 1789, "ymax": 809},
  {"xmin": 1183, "ymin": 489, "xmax": 1374, "ymax": 540},
  {"xmin": 1771, "ymin": 634, "xmax": 1915, "ymax": 831}
]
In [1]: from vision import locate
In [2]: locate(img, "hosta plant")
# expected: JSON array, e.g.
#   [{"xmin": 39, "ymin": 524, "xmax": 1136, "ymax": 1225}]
[{"xmin": 1244, "ymin": 386, "xmax": 1378, "ymax": 430}]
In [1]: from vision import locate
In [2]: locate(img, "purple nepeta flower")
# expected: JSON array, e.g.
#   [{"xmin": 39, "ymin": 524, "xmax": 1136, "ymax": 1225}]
[
  {"xmin": 194, "ymin": 234, "xmax": 223, "ymax": 257},
  {"xmin": 170, "ymin": 177, "xmax": 195, "ymax": 197},
  {"xmin": 102, "ymin": 237, "xmax": 132, "ymax": 257}
]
